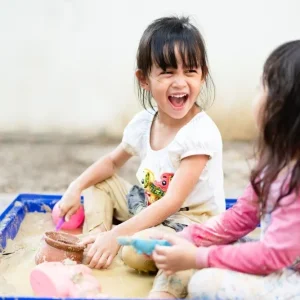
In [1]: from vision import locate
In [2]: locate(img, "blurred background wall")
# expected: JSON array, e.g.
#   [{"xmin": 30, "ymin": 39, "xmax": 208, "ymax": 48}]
[{"xmin": 0, "ymin": 0, "xmax": 299, "ymax": 140}]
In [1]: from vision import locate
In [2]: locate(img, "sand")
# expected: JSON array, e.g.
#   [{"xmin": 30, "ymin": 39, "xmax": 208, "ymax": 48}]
[
  {"xmin": 0, "ymin": 211, "xmax": 261, "ymax": 297},
  {"xmin": 0, "ymin": 212, "xmax": 154, "ymax": 297},
  {"xmin": 0, "ymin": 212, "xmax": 54, "ymax": 295}
]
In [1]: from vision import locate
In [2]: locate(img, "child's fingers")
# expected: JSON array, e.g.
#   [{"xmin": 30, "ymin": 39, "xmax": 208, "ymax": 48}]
[
  {"xmin": 88, "ymin": 249, "xmax": 102, "ymax": 269},
  {"xmin": 57, "ymin": 201, "xmax": 63, "ymax": 214},
  {"xmin": 151, "ymin": 232, "xmax": 178, "ymax": 245},
  {"xmin": 58, "ymin": 201, "xmax": 68, "ymax": 217},
  {"xmin": 78, "ymin": 235, "xmax": 96, "ymax": 246},
  {"xmin": 152, "ymin": 251, "xmax": 166, "ymax": 264},
  {"xmin": 154, "ymin": 245, "xmax": 169, "ymax": 255},
  {"xmin": 65, "ymin": 205, "xmax": 79, "ymax": 222},
  {"xmin": 104, "ymin": 254, "xmax": 114, "ymax": 269},
  {"xmin": 154, "ymin": 259, "xmax": 167, "ymax": 269},
  {"xmin": 95, "ymin": 251, "xmax": 110, "ymax": 269},
  {"xmin": 162, "ymin": 234, "xmax": 182, "ymax": 245},
  {"xmin": 85, "ymin": 242, "xmax": 97, "ymax": 265}
]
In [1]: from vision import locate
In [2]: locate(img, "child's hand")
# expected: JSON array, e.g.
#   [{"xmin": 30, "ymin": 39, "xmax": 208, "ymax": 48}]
[
  {"xmin": 59, "ymin": 184, "xmax": 82, "ymax": 221},
  {"xmin": 79, "ymin": 231, "xmax": 120, "ymax": 269},
  {"xmin": 152, "ymin": 233, "xmax": 198, "ymax": 275}
]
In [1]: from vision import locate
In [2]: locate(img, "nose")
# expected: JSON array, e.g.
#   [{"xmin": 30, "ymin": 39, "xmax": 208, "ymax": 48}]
[{"xmin": 172, "ymin": 74, "xmax": 187, "ymax": 88}]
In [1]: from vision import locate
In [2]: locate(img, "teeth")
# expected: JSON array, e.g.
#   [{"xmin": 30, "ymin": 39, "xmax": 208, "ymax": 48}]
[{"xmin": 170, "ymin": 94, "xmax": 187, "ymax": 98}]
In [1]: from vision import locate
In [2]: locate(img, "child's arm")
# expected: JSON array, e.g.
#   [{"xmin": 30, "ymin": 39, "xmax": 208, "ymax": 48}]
[
  {"xmin": 196, "ymin": 190, "xmax": 300, "ymax": 275},
  {"xmin": 179, "ymin": 184, "xmax": 260, "ymax": 246},
  {"xmin": 59, "ymin": 144, "xmax": 132, "ymax": 220},
  {"xmin": 81, "ymin": 154, "xmax": 210, "ymax": 269},
  {"xmin": 112, "ymin": 154, "xmax": 209, "ymax": 236}
]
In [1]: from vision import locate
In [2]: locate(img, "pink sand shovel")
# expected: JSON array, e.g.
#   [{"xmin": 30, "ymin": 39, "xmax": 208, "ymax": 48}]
[{"xmin": 55, "ymin": 217, "xmax": 65, "ymax": 231}]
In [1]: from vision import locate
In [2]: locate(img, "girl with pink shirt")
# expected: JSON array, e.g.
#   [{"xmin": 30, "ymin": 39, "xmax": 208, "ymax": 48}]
[{"xmin": 150, "ymin": 40, "xmax": 300, "ymax": 299}]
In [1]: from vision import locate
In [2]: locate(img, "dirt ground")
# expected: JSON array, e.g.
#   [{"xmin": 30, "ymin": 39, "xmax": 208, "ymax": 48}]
[{"xmin": 0, "ymin": 136, "xmax": 254, "ymax": 198}]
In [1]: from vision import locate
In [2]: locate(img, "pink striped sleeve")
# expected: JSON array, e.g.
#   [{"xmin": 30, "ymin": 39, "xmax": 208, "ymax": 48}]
[{"xmin": 179, "ymin": 184, "xmax": 260, "ymax": 246}]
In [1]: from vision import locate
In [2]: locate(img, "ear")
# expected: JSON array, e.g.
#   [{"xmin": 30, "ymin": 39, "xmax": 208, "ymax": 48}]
[{"xmin": 136, "ymin": 69, "xmax": 150, "ymax": 91}]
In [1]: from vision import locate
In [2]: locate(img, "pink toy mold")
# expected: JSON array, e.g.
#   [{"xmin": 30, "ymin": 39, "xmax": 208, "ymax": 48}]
[{"xmin": 30, "ymin": 262, "xmax": 103, "ymax": 297}]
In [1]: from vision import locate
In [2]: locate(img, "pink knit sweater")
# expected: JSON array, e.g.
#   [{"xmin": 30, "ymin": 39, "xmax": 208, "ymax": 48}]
[{"xmin": 180, "ymin": 177, "xmax": 300, "ymax": 275}]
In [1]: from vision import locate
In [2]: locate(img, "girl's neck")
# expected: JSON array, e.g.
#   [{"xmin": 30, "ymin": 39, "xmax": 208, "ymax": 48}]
[{"xmin": 156, "ymin": 105, "xmax": 201, "ymax": 128}]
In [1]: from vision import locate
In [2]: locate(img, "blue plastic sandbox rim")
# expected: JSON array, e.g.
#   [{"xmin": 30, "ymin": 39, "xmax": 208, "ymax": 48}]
[{"xmin": 0, "ymin": 193, "xmax": 84, "ymax": 250}]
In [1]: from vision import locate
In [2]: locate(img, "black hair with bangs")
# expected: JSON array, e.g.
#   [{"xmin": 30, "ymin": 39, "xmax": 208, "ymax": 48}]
[{"xmin": 136, "ymin": 16, "xmax": 214, "ymax": 110}]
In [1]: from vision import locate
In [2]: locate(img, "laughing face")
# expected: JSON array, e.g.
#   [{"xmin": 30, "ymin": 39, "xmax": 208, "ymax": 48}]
[{"xmin": 137, "ymin": 47, "xmax": 204, "ymax": 121}]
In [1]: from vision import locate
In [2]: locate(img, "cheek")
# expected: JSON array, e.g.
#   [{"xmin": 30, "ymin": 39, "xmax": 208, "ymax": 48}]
[
  {"xmin": 149, "ymin": 81, "xmax": 167, "ymax": 97},
  {"xmin": 149, "ymin": 85, "xmax": 162, "ymax": 99},
  {"xmin": 191, "ymin": 78, "xmax": 204, "ymax": 93}
]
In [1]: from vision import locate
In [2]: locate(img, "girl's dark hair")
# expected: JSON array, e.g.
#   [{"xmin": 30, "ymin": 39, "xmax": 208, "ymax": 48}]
[
  {"xmin": 250, "ymin": 40, "xmax": 300, "ymax": 215},
  {"xmin": 136, "ymin": 16, "xmax": 214, "ymax": 110}
]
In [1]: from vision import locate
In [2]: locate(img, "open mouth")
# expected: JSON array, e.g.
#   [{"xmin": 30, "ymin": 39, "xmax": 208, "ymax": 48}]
[{"xmin": 168, "ymin": 94, "xmax": 188, "ymax": 109}]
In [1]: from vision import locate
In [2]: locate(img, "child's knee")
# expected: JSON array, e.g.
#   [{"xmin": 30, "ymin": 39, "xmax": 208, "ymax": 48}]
[
  {"xmin": 94, "ymin": 176, "xmax": 115, "ymax": 191},
  {"xmin": 188, "ymin": 268, "xmax": 223, "ymax": 298},
  {"xmin": 121, "ymin": 245, "xmax": 157, "ymax": 272},
  {"xmin": 121, "ymin": 229, "xmax": 158, "ymax": 272}
]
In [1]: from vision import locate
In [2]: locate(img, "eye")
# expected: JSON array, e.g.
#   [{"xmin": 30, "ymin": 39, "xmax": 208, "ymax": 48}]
[
  {"xmin": 187, "ymin": 69, "xmax": 197, "ymax": 73},
  {"xmin": 162, "ymin": 180, "xmax": 167, "ymax": 186},
  {"xmin": 160, "ymin": 71, "xmax": 172, "ymax": 75}
]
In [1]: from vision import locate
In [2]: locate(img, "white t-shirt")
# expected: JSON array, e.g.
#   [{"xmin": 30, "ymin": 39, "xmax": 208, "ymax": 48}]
[{"xmin": 122, "ymin": 110, "xmax": 225, "ymax": 216}]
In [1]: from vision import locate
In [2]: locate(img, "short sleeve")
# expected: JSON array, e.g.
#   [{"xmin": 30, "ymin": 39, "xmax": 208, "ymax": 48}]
[
  {"xmin": 168, "ymin": 113, "xmax": 222, "ymax": 167},
  {"xmin": 121, "ymin": 110, "xmax": 153, "ymax": 157}
]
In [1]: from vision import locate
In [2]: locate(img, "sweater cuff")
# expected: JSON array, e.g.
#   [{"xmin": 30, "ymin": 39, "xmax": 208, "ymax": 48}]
[
  {"xmin": 196, "ymin": 246, "xmax": 215, "ymax": 269},
  {"xmin": 177, "ymin": 227, "xmax": 194, "ymax": 242}
]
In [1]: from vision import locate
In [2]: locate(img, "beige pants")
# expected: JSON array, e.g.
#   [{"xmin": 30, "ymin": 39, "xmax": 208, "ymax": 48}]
[
  {"xmin": 83, "ymin": 175, "xmax": 132, "ymax": 233},
  {"xmin": 83, "ymin": 175, "xmax": 216, "ymax": 295}
]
